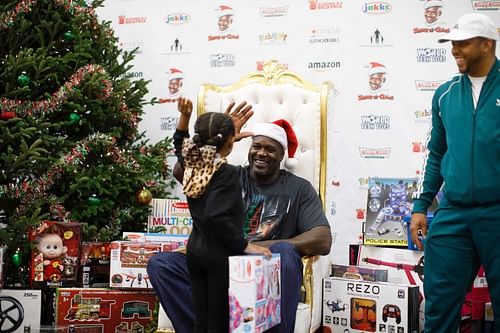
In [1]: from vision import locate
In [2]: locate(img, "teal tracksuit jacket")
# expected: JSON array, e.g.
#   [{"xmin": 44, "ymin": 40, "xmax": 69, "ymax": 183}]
[{"xmin": 413, "ymin": 58, "xmax": 500, "ymax": 213}]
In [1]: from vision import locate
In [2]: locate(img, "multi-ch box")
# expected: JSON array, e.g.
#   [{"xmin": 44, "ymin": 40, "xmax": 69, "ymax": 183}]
[
  {"xmin": 147, "ymin": 198, "xmax": 193, "ymax": 235},
  {"xmin": 322, "ymin": 277, "xmax": 419, "ymax": 333},
  {"xmin": 229, "ymin": 254, "xmax": 281, "ymax": 333}
]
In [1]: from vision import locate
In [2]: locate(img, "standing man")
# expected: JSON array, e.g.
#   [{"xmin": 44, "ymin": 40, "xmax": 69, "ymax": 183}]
[
  {"xmin": 148, "ymin": 101, "xmax": 332, "ymax": 333},
  {"xmin": 410, "ymin": 13, "xmax": 500, "ymax": 333}
]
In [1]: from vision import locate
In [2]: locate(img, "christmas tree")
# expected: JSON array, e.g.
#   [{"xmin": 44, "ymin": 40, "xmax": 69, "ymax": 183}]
[{"xmin": 0, "ymin": 0, "xmax": 175, "ymax": 286}]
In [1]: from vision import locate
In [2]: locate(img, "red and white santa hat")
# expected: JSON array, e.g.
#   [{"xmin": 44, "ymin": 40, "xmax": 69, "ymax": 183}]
[
  {"xmin": 253, "ymin": 119, "xmax": 299, "ymax": 169},
  {"xmin": 168, "ymin": 68, "xmax": 184, "ymax": 81},
  {"xmin": 217, "ymin": 5, "xmax": 233, "ymax": 17},
  {"xmin": 369, "ymin": 62, "xmax": 387, "ymax": 76},
  {"xmin": 424, "ymin": 0, "xmax": 443, "ymax": 9}
]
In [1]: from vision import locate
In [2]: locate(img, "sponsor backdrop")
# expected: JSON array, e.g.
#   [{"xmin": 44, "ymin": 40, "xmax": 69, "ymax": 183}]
[{"xmin": 96, "ymin": 0, "xmax": 500, "ymax": 264}]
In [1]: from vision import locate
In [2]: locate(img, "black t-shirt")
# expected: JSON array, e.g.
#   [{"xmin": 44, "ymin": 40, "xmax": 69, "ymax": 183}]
[{"xmin": 238, "ymin": 166, "xmax": 329, "ymax": 242}]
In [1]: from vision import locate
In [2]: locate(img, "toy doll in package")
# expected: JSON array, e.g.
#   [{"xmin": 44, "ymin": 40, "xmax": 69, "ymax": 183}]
[{"xmin": 30, "ymin": 221, "xmax": 82, "ymax": 287}]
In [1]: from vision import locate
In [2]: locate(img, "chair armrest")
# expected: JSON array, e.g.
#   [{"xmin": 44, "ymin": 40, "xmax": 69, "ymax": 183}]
[{"xmin": 302, "ymin": 254, "xmax": 331, "ymax": 332}]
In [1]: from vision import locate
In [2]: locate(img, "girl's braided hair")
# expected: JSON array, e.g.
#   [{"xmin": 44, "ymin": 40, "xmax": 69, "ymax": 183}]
[{"xmin": 192, "ymin": 112, "xmax": 235, "ymax": 150}]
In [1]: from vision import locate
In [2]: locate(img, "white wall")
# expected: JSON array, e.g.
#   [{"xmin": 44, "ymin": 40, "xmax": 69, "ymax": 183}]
[{"xmin": 97, "ymin": 0, "xmax": 500, "ymax": 264}]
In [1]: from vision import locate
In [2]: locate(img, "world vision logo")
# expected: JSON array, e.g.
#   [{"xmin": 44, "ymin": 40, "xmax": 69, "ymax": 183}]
[
  {"xmin": 416, "ymin": 48, "xmax": 447, "ymax": 62},
  {"xmin": 360, "ymin": 115, "xmax": 391, "ymax": 130},
  {"xmin": 415, "ymin": 80, "xmax": 444, "ymax": 91},
  {"xmin": 164, "ymin": 13, "xmax": 190, "ymax": 25},
  {"xmin": 210, "ymin": 54, "xmax": 236, "ymax": 67},
  {"xmin": 414, "ymin": 108, "xmax": 431, "ymax": 124},
  {"xmin": 118, "ymin": 15, "xmax": 147, "ymax": 24},
  {"xmin": 359, "ymin": 147, "xmax": 391, "ymax": 159},
  {"xmin": 309, "ymin": 0, "xmax": 343, "ymax": 10},
  {"xmin": 362, "ymin": 1, "xmax": 392, "ymax": 14},
  {"xmin": 471, "ymin": 0, "xmax": 500, "ymax": 10},
  {"xmin": 160, "ymin": 117, "xmax": 178, "ymax": 131}
]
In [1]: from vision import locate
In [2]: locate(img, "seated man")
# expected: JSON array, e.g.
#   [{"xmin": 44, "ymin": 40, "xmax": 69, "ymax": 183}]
[{"xmin": 147, "ymin": 100, "xmax": 332, "ymax": 333}]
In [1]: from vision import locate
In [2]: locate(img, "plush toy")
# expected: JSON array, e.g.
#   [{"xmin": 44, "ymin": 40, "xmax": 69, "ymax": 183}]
[{"xmin": 37, "ymin": 229, "xmax": 68, "ymax": 281}]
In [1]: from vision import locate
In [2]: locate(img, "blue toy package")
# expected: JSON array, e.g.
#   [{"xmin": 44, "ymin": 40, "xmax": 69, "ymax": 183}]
[{"xmin": 405, "ymin": 214, "xmax": 433, "ymax": 251}]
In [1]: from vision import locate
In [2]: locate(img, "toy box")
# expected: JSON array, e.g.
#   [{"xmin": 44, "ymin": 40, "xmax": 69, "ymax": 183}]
[
  {"xmin": 109, "ymin": 240, "xmax": 185, "ymax": 289},
  {"xmin": 322, "ymin": 277, "xmax": 419, "ymax": 333},
  {"xmin": 55, "ymin": 288, "xmax": 157, "ymax": 333},
  {"xmin": 123, "ymin": 232, "xmax": 189, "ymax": 247},
  {"xmin": 147, "ymin": 198, "xmax": 193, "ymax": 235},
  {"xmin": 363, "ymin": 178, "xmax": 418, "ymax": 247},
  {"xmin": 0, "ymin": 289, "xmax": 42, "ymax": 332},
  {"xmin": 29, "ymin": 221, "xmax": 82, "ymax": 287},
  {"xmin": 80, "ymin": 242, "xmax": 111, "ymax": 288},
  {"xmin": 229, "ymin": 254, "xmax": 281, "ymax": 333},
  {"xmin": 331, "ymin": 264, "xmax": 388, "ymax": 282},
  {"xmin": 404, "ymin": 214, "xmax": 433, "ymax": 251}
]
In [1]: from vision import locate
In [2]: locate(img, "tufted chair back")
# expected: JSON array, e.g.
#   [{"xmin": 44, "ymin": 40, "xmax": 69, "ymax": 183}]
[
  {"xmin": 198, "ymin": 60, "xmax": 333, "ymax": 332},
  {"xmin": 198, "ymin": 60, "xmax": 330, "ymax": 208}
]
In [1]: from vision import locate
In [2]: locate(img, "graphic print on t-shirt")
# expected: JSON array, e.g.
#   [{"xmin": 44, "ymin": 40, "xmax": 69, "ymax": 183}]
[{"xmin": 243, "ymin": 193, "xmax": 290, "ymax": 241}]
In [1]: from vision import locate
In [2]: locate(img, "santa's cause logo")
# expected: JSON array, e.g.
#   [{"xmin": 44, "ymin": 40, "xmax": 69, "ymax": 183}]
[{"xmin": 208, "ymin": 5, "xmax": 240, "ymax": 41}]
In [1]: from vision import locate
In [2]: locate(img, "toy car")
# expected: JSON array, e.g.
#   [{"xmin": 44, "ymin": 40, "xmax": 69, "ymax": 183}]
[
  {"xmin": 377, "ymin": 227, "xmax": 390, "ymax": 235},
  {"xmin": 393, "ymin": 227, "xmax": 403, "ymax": 238},
  {"xmin": 382, "ymin": 304, "xmax": 401, "ymax": 324}
]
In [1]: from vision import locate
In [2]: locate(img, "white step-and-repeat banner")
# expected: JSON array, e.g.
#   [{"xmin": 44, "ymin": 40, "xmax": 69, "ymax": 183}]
[{"xmin": 96, "ymin": 0, "xmax": 500, "ymax": 264}]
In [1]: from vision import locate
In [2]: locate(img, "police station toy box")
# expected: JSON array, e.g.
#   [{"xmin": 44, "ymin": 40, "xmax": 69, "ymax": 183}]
[
  {"xmin": 109, "ymin": 237, "xmax": 186, "ymax": 289},
  {"xmin": 363, "ymin": 178, "xmax": 417, "ymax": 247},
  {"xmin": 0, "ymin": 289, "xmax": 42, "ymax": 333},
  {"xmin": 147, "ymin": 198, "xmax": 193, "ymax": 235},
  {"xmin": 322, "ymin": 277, "xmax": 419, "ymax": 333},
  {"xmin": 229, "ymin": 254, "xmax": 281, "ymax": 333},
  {"xmin": 55, "ymin": 288, "xmax": 157, "ymax": 333}
]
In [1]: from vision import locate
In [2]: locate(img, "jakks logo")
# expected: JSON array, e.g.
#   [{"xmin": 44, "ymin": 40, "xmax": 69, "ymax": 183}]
[
  {"xmin": 362, "ymin": 2, "xmax": 392, "ymax": 14},
  {"xmin": 118, "ymin": 15, "xmax": 147, "ymax": 24},
  {"xmin": 416, "ymin": 48, "xmax": 447, "ymax": 62},
  {"xmin": 360, "ymin": 115, "xmax": 391, "ymax": 130},
  {"xmin": 165, "ymin": 13, "xmax": 190, "ymax": 25}
]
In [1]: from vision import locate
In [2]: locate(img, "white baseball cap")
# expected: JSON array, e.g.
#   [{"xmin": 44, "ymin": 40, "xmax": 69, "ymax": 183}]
[{"xmin": 438, "ymin": 13, "xmax": 500, "ymax": 43}]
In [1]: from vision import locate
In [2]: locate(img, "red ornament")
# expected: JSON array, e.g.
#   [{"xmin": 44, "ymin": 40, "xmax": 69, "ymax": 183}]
[{"xmin": 0, "ymin": 111, "xmax": 16, "ymax": 120}]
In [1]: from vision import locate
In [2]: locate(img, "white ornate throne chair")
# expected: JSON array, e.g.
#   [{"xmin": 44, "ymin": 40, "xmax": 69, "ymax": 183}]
[{"xmin": 157, "ymin": 60, "xmax": 333, "ymax": 333}]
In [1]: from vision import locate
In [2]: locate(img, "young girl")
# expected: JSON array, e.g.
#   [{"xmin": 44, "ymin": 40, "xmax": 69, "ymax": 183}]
[{"xmin": 174, "ymin": 97, "xmax": 272, "ymax": 332}]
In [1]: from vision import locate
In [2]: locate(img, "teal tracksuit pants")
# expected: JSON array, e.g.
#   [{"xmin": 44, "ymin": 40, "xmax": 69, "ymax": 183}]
[{"xmin": 424, "ymin": 196, "xmax": 500, "ymax": 332}]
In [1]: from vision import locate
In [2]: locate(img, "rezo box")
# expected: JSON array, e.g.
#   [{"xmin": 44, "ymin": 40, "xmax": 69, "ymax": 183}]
[
  {"xmin": 229, "ymin": 254, "xmax": 281, "ymax": 333},
  {"xmin": 322, "ymin": 277, "xmax": 419, "ymax": 333}
]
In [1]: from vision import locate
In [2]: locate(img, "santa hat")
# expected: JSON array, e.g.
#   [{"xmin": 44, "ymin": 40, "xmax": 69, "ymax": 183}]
[
  {"xmin": 253, "ymin": 119, "xmax": 298, "ymax": 169},
  {"xmin": 168, "ymin": 68, "xmax": 184, "ymax": 81},
  {"xmin": 424, "ymin": 0, "xmax": 443, "ymax": 9},
  {"xmin": 217, "ymin": 5, "xmax": 233, "ymax": 17},
  {"xmin": 369, "ymin": 62, "xmax": 387, "ymax": 76}
]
